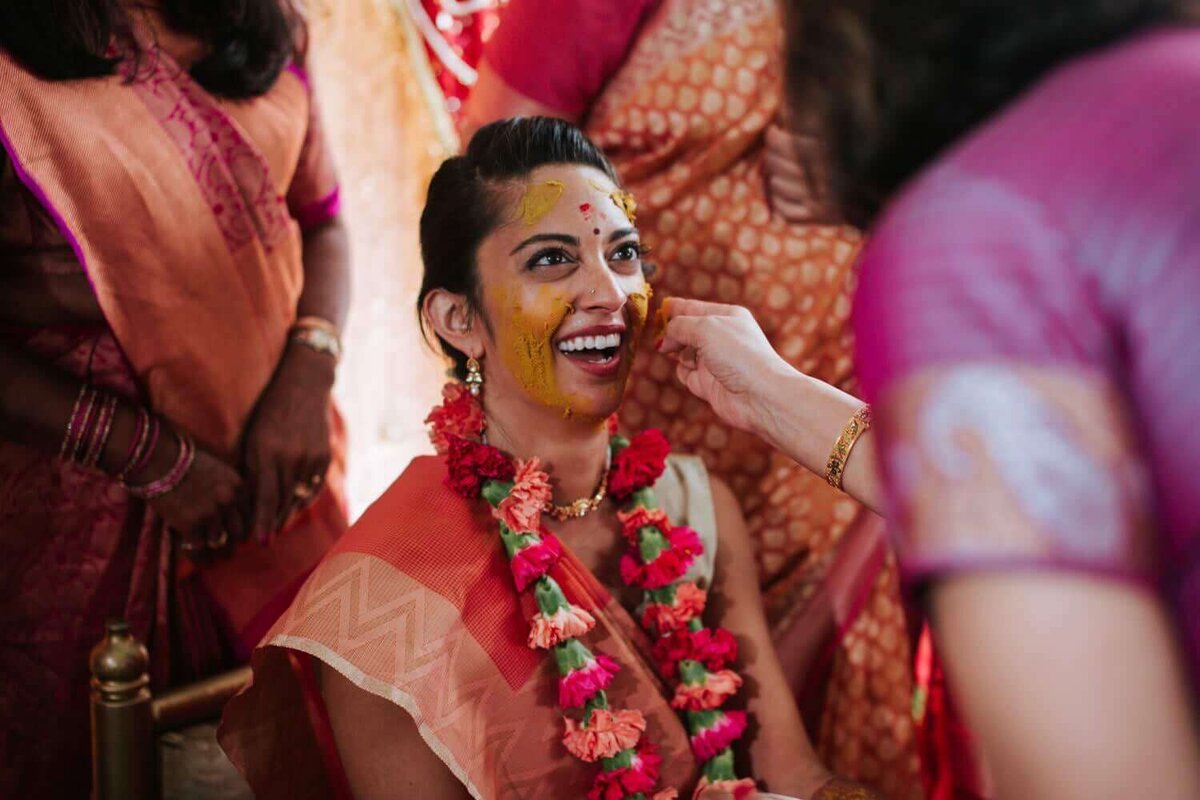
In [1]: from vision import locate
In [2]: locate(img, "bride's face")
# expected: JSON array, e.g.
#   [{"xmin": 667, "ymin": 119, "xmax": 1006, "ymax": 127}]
[{"xmin": 472, "ymin": 163, "xmax": 651, "ymax": 422}]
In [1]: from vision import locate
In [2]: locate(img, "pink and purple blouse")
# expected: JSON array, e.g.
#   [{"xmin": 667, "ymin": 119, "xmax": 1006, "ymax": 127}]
[{"xmin": 854, "ymin": 28, "xmax": 1200, "ymax": 690}]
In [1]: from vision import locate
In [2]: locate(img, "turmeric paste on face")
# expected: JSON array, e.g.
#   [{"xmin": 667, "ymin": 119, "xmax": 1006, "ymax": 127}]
[
  {"xmin": 518, "ymin": 181, "xmax": 565, "ymax": 226},
  {"xmin": 492, "ymin": 285, "xmax": 580, "ymax": 416}
]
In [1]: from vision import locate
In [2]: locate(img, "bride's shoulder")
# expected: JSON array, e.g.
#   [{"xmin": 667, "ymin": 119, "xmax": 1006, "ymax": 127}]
[{"xmin": 339, "ymin": 455, "xmax": 485, "ymax": 553}]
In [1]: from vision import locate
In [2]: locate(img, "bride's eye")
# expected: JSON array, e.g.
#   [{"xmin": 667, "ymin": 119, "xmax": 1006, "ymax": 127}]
[
  {"xmin": 526, "ymin": 248, "xmax": 576, "ymax": 270},
  {"xmin": 609, "ymin": 241, "xmax": 642, "ymax": 266}
]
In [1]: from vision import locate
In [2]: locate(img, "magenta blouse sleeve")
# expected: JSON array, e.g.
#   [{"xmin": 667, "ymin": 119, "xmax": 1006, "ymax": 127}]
[
  {"xmin": 482, "ymin": 0, "xmax": 660, "ymax": 117},
  {"xmin": 851, "ymin": 165, "xmax": 1161, "ymax": 590},
  {"xmin": 852, "ymin": 165, "xmax": 1114, "ymax": 401}
]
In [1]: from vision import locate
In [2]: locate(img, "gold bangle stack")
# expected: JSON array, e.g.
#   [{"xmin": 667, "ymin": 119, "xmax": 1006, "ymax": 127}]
[
  {"xmin": 825, "ymin": 404, "xmax": 872, "ymax": 491},
  {"xmin": 290, "ymin": 315, "xmax": 343, "ymax": 363}
]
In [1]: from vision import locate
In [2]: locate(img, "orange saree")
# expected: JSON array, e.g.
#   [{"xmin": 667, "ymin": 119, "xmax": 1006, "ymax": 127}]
[
  {"xmin": 0, "ymin": 47, "xmax": 346, "ymax": 795},
  {"xmin": 482, "ymin": 1, "xmax": 922, "ymax": 796},
  {"xmin": 221, "ymin": 455, "xmax": 717, "ymax": 799}
]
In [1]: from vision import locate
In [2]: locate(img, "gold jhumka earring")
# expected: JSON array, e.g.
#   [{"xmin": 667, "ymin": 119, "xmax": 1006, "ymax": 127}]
[{"xmin": 465, "ymin": 356, "xmax": 483, "ymax": 397}]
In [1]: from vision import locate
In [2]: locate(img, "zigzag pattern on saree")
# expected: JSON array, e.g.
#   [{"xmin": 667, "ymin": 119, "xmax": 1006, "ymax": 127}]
[{"xmin": 277, "ymin": 555, "xmax": 584, "ymax": 794}]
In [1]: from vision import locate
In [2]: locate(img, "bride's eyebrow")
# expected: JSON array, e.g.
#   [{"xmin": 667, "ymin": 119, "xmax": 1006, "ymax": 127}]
[
  {"xmin": 608, "ymin": 227, "xmax": 638, "ymax": 242},
  {"xmin": 510, "ymin": 233, "xmax": 580, "ymax": 255}
]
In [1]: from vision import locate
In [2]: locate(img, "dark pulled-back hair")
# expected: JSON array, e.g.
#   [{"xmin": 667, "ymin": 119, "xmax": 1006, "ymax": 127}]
[
  {"xmin": 418, "ymin": 117, "xmax": 620, "ymax": 380},
  {"xmin": 785, "ymin": 0, "xmax": 1200, "ymax": 227},
  {"xmin": 0, "ymin": 0, "xmax": 302, "ymax": 99}
]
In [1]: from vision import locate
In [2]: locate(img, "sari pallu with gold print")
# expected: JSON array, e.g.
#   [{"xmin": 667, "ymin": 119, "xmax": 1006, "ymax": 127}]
[
  {"xmin": 0, "ymin": 47, "xmax": 346, "ymax": 796},
  {"xmin": 567, "ymin": 2, "xmax": 925, "ymax": 796}
]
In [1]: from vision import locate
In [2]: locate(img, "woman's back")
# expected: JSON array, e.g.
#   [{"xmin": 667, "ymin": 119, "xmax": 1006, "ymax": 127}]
[{"xmin": 855, "ymin": 24, "xmax": 1200, "ymax": 697}]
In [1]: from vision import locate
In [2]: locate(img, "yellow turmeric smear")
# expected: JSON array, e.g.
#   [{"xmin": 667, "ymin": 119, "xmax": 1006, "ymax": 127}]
[
  {"xmin": 518, "ymin": 180, "xmax": 565, "ymax": 226},
  {"xmin": 622, "ymin": 282, "xmax": 653, "ymax": 377},
  {"xmin": 651, "ymin": 294, "xmax": 670, "ymax": 344},
  {"xmin": 609, "ymin": 189, "xmax": 638, "ymax": 224},
  {"xmin": 492, "ymin": 284, "xmax": 583, "ymax": 417}
]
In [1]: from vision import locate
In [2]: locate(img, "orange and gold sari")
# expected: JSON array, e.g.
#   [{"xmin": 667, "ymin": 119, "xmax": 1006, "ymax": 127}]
[
  {"xmin": 481, "ymin": 1, "xmax": 922, "ymax": 796},
  {"xmin": 0, "ymin": 47, "xmax": 346, "ymax": 795},
  {"xmin": 221, "ymin": 455, "xmax": 719, "ymax": 799}
]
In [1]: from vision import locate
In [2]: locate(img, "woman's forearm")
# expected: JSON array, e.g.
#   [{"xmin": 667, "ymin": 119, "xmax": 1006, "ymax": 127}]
[
  {"xmin": 752, "ymin": 365, "xmax": 885, "ymax": 514},
  {"xmin": 296, "ymin": 216, "xmax": 351, "ymax": 329},
  {"xmin": 0, "ymin": 340, "xmax": 176, "ymax": 479}
]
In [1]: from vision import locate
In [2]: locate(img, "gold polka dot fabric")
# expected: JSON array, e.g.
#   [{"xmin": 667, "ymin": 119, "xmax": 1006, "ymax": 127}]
[{"xmin": 585, "ymin": 1, "xmax": 923, "ymax": 796}]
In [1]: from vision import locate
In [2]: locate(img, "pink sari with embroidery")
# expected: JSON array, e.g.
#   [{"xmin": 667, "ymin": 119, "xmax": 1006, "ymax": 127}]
[{"xmin": 0, "ymin": 46, "xmax": 347, "ymax": 796}]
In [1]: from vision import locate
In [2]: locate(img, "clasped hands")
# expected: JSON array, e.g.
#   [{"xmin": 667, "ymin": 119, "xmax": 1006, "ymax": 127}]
[{"xmin": 148, "ymin": 342, "xmax": 336, "ymax": 560}]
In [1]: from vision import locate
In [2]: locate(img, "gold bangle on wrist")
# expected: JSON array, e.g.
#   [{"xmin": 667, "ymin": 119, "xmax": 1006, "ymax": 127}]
[
  {"xmin": 825, "ymin": 404, "xmax": 871, "ymax": 491},
  {"xmin": 290, "ymin": 315, "xmax": 343, "ymax": 363}
]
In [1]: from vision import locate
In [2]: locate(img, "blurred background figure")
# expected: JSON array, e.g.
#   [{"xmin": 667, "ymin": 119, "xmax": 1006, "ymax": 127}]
[
  {"xmin": 0, "ymin": 0, "xmax": 351, "ymax": 793},
  {"xmin": 460, "ymin": 2, "xmax": 924, "ymax": 797},
  {"xmin": 661, "ymin": 1, "xmax": 1200, "ymax": 798}
]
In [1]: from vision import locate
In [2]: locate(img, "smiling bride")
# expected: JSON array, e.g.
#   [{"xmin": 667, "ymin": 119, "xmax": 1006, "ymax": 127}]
[{"xmin": 218, "ymin": 117, "xmax": 870, "ymax": 800}]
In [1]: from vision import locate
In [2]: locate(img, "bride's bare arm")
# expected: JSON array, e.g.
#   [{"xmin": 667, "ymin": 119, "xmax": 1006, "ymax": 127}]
[
  {"xmin": 707, "ymin": 478, "xmax": 835, "ymax": 798},
  {"xmin": 320, "ymin": 663, "xmax": 472, "ymax": 800}
]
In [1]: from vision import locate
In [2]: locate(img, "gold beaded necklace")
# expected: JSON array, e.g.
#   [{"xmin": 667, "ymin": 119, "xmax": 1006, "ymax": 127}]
[{"xmin": 542, "ymin": 456, "xmax": 611, "ymax": 522}]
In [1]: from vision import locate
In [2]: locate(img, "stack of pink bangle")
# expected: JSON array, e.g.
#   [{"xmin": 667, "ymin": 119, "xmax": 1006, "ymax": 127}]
[
  {"xmin": 116, "ymin": 408, "xmax": 161, "ymax": 482},
  {"xmin": 123, "ymin": 433, "xmax": 195, "ymax": 500},
  {"xmin": 59, "ymin": 384, "xmax": 117, "ymax": 470},
  {"xmin": 60, "ymin": 384, "xmax": 195, "ymax": 499}
]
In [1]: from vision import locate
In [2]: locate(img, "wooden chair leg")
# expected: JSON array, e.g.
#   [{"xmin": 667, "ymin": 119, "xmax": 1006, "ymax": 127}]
[{"xmin": 90, "ymin": 619, "xmax": 157, "ymax": 800}]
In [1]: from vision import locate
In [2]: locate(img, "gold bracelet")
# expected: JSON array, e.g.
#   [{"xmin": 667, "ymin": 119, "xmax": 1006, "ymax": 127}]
[
  {"xmin": 825, "ymin": 404, "xmax": 871, "ymax": 491},
  {"xmin": 290, "ymin": 316, "xmax": 343, "ymax": 363},
  {"xmin": 293, "ymin": 315, "xmax": 340, "ymax": 338}
]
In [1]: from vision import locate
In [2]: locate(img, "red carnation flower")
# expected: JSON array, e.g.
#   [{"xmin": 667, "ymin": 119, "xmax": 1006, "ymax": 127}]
[
  {"xmin": 653, "ymin": 628, "xmax": 739, "ymax": 678},
  {"xmin": 587, "ymin": 741, "xmax": 662, "ymax": 800},
  {"xmin": 619, "ymin": 547, "xmax": 692, "ymax": 590},
  {"xmin": 608, "ymin": 429, "xmax": 671, "ymax": 502},
  {"xmin": 617, "ymin": 506, "xmax": 672, "ymax": 546},
  {"xmin": 425, "ymin": 383, "xmax": 485, "ymax": 454},
  {"xmin": 667, "ymin": 526, "xmax": 704, "ymax": 560},
  {"xmin": 445, "ymin": 436, "xmax": 515, "ymax": 498}
]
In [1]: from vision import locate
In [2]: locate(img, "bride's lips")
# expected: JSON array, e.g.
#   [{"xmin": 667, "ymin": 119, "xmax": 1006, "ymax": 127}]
[{"xmin": 554, "ymin": 323, "xmax": 627, "ymax": 379}]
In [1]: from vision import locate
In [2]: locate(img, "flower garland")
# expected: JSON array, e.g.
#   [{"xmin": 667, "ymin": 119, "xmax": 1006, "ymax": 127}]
[{"xmin": 426, "ymin": 383, "xmax": 758, "ymax": 799}]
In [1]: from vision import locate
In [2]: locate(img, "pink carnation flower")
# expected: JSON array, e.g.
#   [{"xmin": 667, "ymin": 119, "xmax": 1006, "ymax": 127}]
[
  {"xmin": 620, "ymin": 546, "xmax": 693, "ymax": 590},
  {"xmin": 690, "ymin": 711, "xmax": 748, "ymax": 761},
  {"xmin": 559, "ymin": 654, "xmax": 620, "ymax": 708},
  {"xmin": 509, "ymin": 531, "xmax": 562, "ymax": 592},
  {"xmin": 671, "ymin": 669, "xmax": 743, "ymax": 711},
  {"xmin": 528, "ymin": 603, "xmax": 596, "ymax": 649},
  {"xmin": 495, "ymin": 458, "xmax": 552, "ymax": 533},
  {"xmin": 562, "ymin": 708, "xmax": 646, "ymax": 762}
]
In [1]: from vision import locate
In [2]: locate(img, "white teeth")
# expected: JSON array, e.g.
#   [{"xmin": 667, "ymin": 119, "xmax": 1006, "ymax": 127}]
[{"xmin": 557, "ymin": 333, "xmax": 623, "ymax": 353}]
